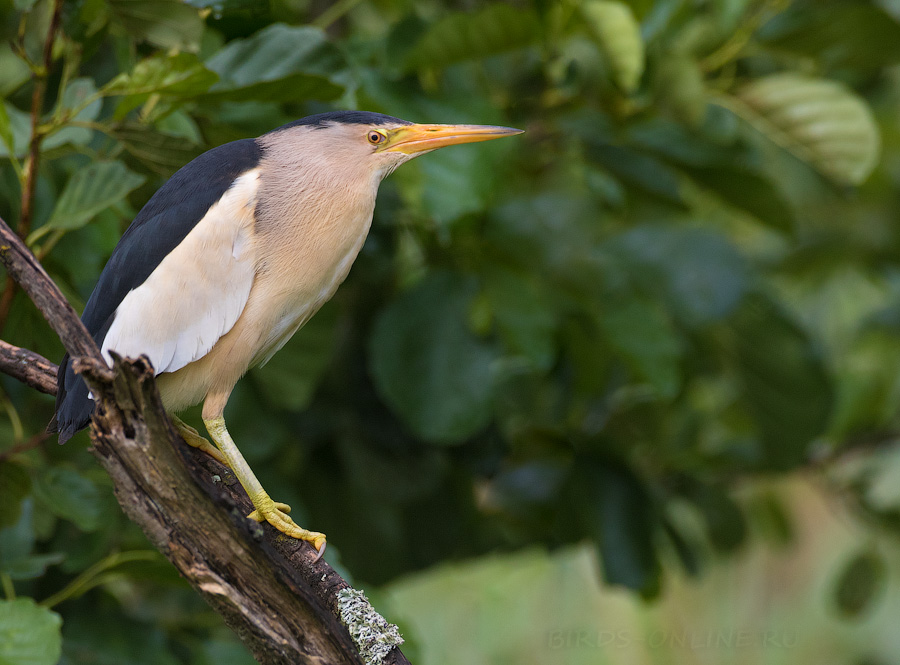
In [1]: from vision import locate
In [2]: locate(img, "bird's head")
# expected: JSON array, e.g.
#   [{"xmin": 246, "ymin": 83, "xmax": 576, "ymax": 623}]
[
  {"xmin": 361, "ymin": 115, "xmax": 524, "ymax": 177},
  {"xmin": 263, "ymin": 111, "xmax": 523, "ymax": 184}
]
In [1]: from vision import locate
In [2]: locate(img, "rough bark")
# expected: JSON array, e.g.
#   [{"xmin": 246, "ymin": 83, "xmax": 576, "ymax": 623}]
[
  {"xmin": 0, "ymin": 339, "xmax": 57, "ymax": 395},
  {"xmin": 0, "ymin": 216, "xmax": 409, "ymax": 665}
]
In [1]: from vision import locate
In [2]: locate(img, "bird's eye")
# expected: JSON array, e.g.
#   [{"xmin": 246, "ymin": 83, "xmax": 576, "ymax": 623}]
[{"xmin": 367, "ymin": 131, "xmax": 385, "ymax": 145}]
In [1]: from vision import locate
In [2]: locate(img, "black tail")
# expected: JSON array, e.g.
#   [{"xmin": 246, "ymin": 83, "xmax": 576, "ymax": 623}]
[{"xmin": 50, "ymin": 352, "xmax": 95, "ymax": 444}]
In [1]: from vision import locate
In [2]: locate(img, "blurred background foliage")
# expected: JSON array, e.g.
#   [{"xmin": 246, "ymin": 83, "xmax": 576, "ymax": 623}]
[{"xmin": 3, "ymin": 0, "xmax": 900, "ymax": 662}]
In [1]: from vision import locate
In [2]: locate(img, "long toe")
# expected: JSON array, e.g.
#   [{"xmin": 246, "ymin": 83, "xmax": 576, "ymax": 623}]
[
  {"xmin": 247, "ymin": 501, "xmax": 291, "ymax": 522},
  {"xmin": 251, "ymin": 500, "xmax": 327, "ymax": 555}
]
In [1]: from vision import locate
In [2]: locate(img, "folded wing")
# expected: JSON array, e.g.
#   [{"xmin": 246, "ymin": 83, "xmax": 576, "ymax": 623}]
[
  {"xmin": 52, "ymin": 139, "xmax": 264, "ymax": 443},
  {"xmin": 101, "ymin": 169, "xmax": 259, "ymax": 374}
]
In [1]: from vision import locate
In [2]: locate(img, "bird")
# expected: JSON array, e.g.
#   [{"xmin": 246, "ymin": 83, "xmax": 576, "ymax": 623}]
[{"xmin": 50, "ymin": 110, "xmax": 522, "ymax": 558}]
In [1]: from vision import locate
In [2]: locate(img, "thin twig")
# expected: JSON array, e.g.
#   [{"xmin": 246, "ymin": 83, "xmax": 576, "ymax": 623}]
[
  {"xmin": 0, "ymin": 431, "xmax": 50, "ymax": 462},
  {"xmin": 0, "ymin": 282, "xmax": 15, "ymax": 335},
  {"xmin": 313, "ymin": 0, "xmax": 365, "ymax": 30},
  {"xmin": 19, "ymin": 0, "xmax": 64, "ymax": 239},
  {"xmin": 0, "ymin": 0, "xmax": 65, "ymax": 334},
  {"xmin": 700, "ymin": 0, "xmax": 790, "ymax": 72},
  {"xmin": 0, "ymin": 385, "xmax": 25, "ymax": 441},
  {"xmin": 40, "ymin": 550, "xmax": 159, "ymax": 609}
]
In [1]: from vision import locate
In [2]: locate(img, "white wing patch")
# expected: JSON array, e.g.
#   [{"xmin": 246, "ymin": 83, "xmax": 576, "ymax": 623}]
[{"xmin": 101, "ymin": 169, "xmax": 260, "ymax": 375}]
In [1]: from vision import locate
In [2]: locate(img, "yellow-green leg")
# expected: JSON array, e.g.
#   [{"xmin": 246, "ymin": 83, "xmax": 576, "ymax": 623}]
[
  {"xmin": 203, "ymin": 416, "xmax": 326, "ymax": 559},
  {"xmin": 172, "ymin": 414, "xmax": 230, "ymax": 467}
]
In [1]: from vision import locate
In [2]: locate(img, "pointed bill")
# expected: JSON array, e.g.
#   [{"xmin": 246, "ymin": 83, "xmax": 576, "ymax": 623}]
[{"xmin": 381, "ymin": 123, "xmax": 523, "ymax": 154}]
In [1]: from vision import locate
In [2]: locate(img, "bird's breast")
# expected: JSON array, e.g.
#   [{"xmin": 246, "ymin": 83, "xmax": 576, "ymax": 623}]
[{"xmin": 249, "ymin": 203, "xmax": 375, "ymax": 366}]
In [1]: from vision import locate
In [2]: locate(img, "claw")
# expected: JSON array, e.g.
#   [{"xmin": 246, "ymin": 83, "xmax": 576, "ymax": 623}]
[{"xmin": 247, "ymin": 495, "xmax": 326, "ymax": 556}]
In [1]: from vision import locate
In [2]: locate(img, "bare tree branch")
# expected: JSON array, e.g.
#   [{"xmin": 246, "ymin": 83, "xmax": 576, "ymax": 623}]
[
  {"xmin": 0, "ymin": 339, "xmax": 57, "ymax": 394},
  {"xmin": 0, "ymin": 224, "xmax": 100, "ymax": 361},
  {"xmin": 0, "ymin": 216, "xmax": 410, "ymax": 665}
]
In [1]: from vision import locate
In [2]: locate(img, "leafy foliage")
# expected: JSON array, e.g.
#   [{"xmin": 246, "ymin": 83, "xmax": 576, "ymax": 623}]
[
  {"xmin": 734, "ymin": 73, "xmax": 880, "ymax": 185},
  {"xmin": 1, "ymin": 0, "xmax": 900, "ymax": 662},
  {"xmin": 0, "ymin": 598, "xmax": 61, "ymax": 665},
  {"xmin": 369, "ymin": 272, "xmax": 497, "ymax": 443}
]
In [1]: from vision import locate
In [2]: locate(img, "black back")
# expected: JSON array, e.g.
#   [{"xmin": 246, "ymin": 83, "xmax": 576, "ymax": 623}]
[{"xmin": 51, "ymin": 138, "xmax": 263, "ymax": 443}]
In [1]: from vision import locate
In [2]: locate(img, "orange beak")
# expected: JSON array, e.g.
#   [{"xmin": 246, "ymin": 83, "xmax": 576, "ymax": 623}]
[{"xmin": 382, "ymin": 123, "xmax": 523, "ymax": 154}]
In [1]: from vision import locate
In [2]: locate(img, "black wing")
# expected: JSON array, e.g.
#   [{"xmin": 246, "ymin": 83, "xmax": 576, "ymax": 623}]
[{"xmin": 51, "ymin": 138, "xmax": 263, "ymax": 443}]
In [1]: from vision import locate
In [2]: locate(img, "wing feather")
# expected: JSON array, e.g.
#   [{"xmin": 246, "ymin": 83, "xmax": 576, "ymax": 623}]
[
  {"xmin": 52, "ymin": 138, "xmax": 265, "ymax": 443},
  {"xmin": 101, "ymin": 169, "xmax": 259, "ymax": 375}
]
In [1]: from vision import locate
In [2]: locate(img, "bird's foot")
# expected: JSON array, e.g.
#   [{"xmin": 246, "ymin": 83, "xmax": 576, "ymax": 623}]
[
  {"xmin": 248, "ymin": 493, "xmax": 327, "ymax": 560},
  {"xmin": 172, "ymin": 415, "xmax": 230, "ymax": 467}
]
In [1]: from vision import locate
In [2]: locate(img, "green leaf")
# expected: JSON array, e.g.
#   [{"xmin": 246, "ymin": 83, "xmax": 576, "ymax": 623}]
[
  {"xmin": 0, "ymin": 45, "xmax": 31, "ymax": 97},
  {"xmin": 109, "ymin": 0, "xmax": 205, "ymax": 52},
  {"xmin": 0, "ymin": 599, "xmax": 62, "ymax": 665},
  {"xmin": 204, "ymin": 24, "xmax": 345, "ymax": 102},
  {"xmin": 586, "ymin": 142, "xmax": 686, "ymax": 204},
  {"xmin": 685, "ymin": 483, "xmax": 747, "ymax": 553},
  {"xmin": 250, "ymin": 302, "xmax": 338, "ymax": 411},
  {"xmin": 762, "ymin": 4, "xmax": 900, "ymax": 71},
  {"xmin": 734, "ymin": 73, "xmax": 880, "ymax": 186},
  {"xmin": 483, "ymin": 266, "xmax": 556, "ymax": 371},
  {"xmin": 384, "ymin": 14, "xmax": 429, "ymax": 74},
  {"xmin": 0, "ymin": 462, "xmax": 30, "ymax": 529},
  {"xmin": 416, "ymin": 139, "xmax": 508, "ymax": 226},
  {"xmin": 653, "ymin": 55, "xmax": 707, "ymax": 127},
  {"xmin": 0, "ymin": 500, "xmax": 61, "ymax": 581},
  {"xmin": 581, "ymin": 1, "xmax": 645, "ymax": 93},
  {"xmin": 597, "ymin": 297, "xmax": 682, "ymax": 399},
  {"xmin": 606, "ymin": 226, "xmax": 749, "ymax": 327},
  {"xmin": 0, "ymin": 498, "xmax": 35, "ymax": 568},
  {"xmin": 369, "ymin": 272, "xmax": 497, "ymax": 444},
  {"xmin": 661, "ymin": 516, "xmax": 701, "ymax": 577},
  {"xmin": 59, "ymin": 78, "xmax": 101, "ymax": 122},
  {"xmin": 0, "ymin": 103, "xmax": 30, "ymax": 158},
  {"xmin": 563, "ymin": 317, "xmax": 611, "ymax": 396},
  {"xmin": 36, "ymin": 161, "xmax": 145, "ymax": 236},
  {"xmin": 403, "ymin": 4, "xmax": 540, "ymax": 71},
  {"xmin": 834, "ymin": 550, "xmax": 886, "ymax": 619},
  {"xmin": 0, "ymin": 103, "xmax": 15, "ymax": 157},
  {"xmin": 44, "ymin": 78, "xmax": 102, "ymax": 151},
  {"xmin": 1, "ymin": 553, "xmax": 66, "ymax": 581},
  {"xmin": 626, "ymin": 117, "xmax": 737, "ymax": 168},
  {"xmin": 61, "ymin": 603, "xmax": 180, "ymax": 665},
  {"xmin": 856, "ymin": 430, "xmax": 900, "ymax": 512},
  {"xmin": 729, "ymin": 294, "xmax": 833, "ymax": 470},
  {"xmin": 103, "ymin": 52, "xmax": 218, "ymax": 97},
  {"xmin": 32, "ymin": 466, "xmax": 105, "ymax": 532},
  {"xmin": 686, "ymin": 166, "xmax": 795, "ymax": 233},
  {"xmin": 572, "ymin": 458, "xmax": 660, "ymax": 594},
  {"xmin": 747, "ymin": 492, "xmax": 792, "ymax": 547},
  {"xmin": 155, "ymin": 110, "xmax": 203, "ymax": 143},
  {"xmin": 113, "ymin": 125, "xmax": 203, "ymax": 177},
  {"xmin": 66, "ymin": 0, "xmax": 110, "ymax": 41},
  {"xmin": 201, "ymin": 637, "xmax": 257, "ymax": 665},
  {"xmin": 487, "ymin": 193, "xmax": 606, "ymax": 292}
]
